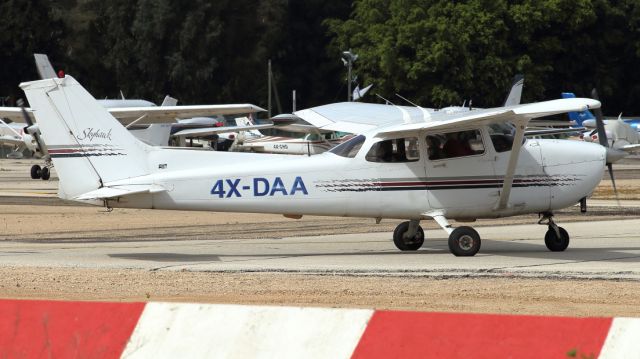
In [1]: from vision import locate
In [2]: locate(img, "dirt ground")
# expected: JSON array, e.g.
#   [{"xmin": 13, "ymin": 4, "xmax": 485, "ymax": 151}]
[{"xmin": 1, "ymin": 268, "xmax": 638, "ymax": 317}]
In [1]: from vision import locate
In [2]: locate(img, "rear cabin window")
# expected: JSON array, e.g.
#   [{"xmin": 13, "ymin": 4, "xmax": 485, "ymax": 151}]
[
  {"xmin": 329, "ymin": 134, "xmax": 365, "ymax": 158},
  {"xmin": 426, "ymin": 130, "xmax": 484, "ymax": 160},
  {"xmin": 365, "ymin": 138, "xmax": 419, "ymax": 163}
]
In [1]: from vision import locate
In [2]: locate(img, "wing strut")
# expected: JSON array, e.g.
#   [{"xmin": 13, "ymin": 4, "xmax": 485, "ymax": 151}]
[{"xmin": 495, "ymin": 118, "xmax": 527, "ymax": 210}]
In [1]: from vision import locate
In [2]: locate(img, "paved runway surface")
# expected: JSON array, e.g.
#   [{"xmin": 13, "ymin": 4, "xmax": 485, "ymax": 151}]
[{"xmin": 3, "ymin": 218, "xmax": 639, "ymax": 280}]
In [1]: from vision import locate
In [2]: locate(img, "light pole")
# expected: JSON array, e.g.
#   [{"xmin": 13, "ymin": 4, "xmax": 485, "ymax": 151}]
[{"xmin": 341, "ymin": 50, "xmax": 358, "ymax": 101}]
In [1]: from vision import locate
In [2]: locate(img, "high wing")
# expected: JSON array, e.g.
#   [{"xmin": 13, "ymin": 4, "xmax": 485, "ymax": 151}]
[
  {"xmin": 173, "ymin": 123, "xmax": 274, "ymax": 137},
  {"xmin": 374, "ymin": 98, "xmax": 601, "ymax": 137},
  {"xmin": 0, "ymin": 104, "xmax": 267, "ymax": 125},
  {"xmin": 0, "ymin": 135, "xmax": 25, "ymax": 147},
  {"xmin": 110, "ymin": 104, "xmax": 267, "ymax": 125},
  {"xmin": 524, "ymin": 127, "xmax": 586, "ymax": 137},
  {"xmin": 294, "ymin": 102, "xmax": 432, "ymax": 134},
  {"xmin": 621, "ymin": 144, "xmax": 640, "ymax": 153},
  {"xmin": 0, "ymin": 107, "xmax": 27, "ymax": 123}
]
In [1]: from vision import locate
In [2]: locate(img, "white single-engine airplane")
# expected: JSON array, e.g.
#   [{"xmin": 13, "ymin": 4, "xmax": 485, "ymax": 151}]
[{"xmin": 22, "ymin": 76, "xmax": 610, "ymax": 256}]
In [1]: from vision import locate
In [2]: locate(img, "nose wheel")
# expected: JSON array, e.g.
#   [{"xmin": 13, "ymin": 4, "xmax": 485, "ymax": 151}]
[
  {"xmin": 393, "ymin": 220, "xmax": 424, "ymax": 251},
  {"xmin": 448, "ymin": 226, "xmax": 481, "ymax": 256},
  {"xmin": 539, "ymin": 212, "xmax": 569, "ymax": 251}
]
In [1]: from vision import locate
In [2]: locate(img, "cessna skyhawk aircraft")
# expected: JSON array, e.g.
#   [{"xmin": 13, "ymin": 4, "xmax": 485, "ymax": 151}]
[{"xmin": 21, "ymin": 76, "xmax": 608, "ymax": 256}]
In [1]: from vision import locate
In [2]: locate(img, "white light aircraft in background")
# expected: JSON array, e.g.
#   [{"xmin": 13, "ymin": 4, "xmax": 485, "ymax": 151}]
[
  {"xmin": 2, "ymin": 55, "xmax": 265, "ymax": 180},
  {"xmin": 22, "ymin": 75, "xmax": 614, "ymax": 256}
]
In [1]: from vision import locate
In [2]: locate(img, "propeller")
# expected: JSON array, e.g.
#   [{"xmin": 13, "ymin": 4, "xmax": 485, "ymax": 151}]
[
  {"xmin": 16, "ymin": 99, "xmax": 47, "ymax": 158},
  {"xmin": 591, "ymin": 89, "xmax": 621, "ymax": 200}
]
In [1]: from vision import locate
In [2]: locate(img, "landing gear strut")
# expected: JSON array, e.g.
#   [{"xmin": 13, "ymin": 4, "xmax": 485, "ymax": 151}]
[
  {"xmin": 538, "ymin": 212, "xmax": 569, "ymax": 252},
  {"xmin": 393, "ymin": 220, "xmax": 424, "ymax": 251},
  {"xmin": 432, "ymin": 214, "xmax": 482, "ymax": 256}
]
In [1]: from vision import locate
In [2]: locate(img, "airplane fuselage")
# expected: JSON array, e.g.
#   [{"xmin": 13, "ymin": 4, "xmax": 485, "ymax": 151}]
[{"xmin": 102, "ymin": 129, "xmax": 606, "ymax": 221}]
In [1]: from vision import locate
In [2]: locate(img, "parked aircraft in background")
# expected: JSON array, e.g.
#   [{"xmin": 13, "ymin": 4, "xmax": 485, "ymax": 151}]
[
  {"xmin": 21, "ymin": 75, "xmax": 614, "ymax": 257},
  {"xmin": 563, "ymin": 92, "xmax": 640, "ymax": 153},
  {"xmin": 0, "ymin": 54, "xmax": 265, "ymax": 180}
]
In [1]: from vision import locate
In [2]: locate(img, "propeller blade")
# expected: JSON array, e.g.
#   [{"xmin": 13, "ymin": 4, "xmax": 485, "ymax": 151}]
[
  {"xmin": 16, "ymin": 99, "xmax": 34, "ymax": 127},
  {"xmin": 607, "ymin": 163, "xmax": 620, "ymax": 205},
  {"xmin": 590, "ymin": 88, "xmax": 609, "ymax": 148}
]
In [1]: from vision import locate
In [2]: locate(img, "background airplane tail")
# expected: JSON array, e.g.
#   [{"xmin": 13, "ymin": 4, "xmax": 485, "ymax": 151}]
[
  {"xmin": 129, "ymin": 123, "xmax": 172, "ymax": 146},
  {"xmin": 562, "ymin": 92, "xmax": 595, "ymax": 127},
  {"xmin": 21, "ymin": 76, "xmax": 151, "ymax": 199}
]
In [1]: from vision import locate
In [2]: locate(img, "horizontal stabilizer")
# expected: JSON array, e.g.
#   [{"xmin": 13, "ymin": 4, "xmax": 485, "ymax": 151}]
[{"xmin": 74, "ymin": 184, "xmax": 166, "ymax": 200}]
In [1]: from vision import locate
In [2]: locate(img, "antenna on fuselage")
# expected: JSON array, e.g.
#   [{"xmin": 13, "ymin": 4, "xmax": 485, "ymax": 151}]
[
  {"xmin": 375, "ymin": 94, "xmax": 395, "ymax": 105},
  {"xmin": 395, "ymin": 93, "xmax": 431, "ymax": 122}
]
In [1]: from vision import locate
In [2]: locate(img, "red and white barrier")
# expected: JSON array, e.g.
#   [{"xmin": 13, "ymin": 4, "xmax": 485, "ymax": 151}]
[{"xmin": 0, "ymin": 299, "xmax": 638, "ymax": 358}]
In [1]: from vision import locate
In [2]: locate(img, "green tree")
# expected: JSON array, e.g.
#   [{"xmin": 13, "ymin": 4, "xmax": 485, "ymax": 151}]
[{"xmin": 0, "ymin": 0, "xmax": 65, "ymax": 104}]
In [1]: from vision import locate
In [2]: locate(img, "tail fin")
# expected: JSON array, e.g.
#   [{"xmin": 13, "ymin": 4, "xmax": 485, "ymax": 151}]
[
  {"xmin": 129, "ymin": 123, "xmax": 172, "ymax": 146},
  {"xmin": 20, "ymin": 76, "xmax": 151, "ymax": 199},
  {"xmin": 33, "ymin": 54, "xmax": 58, "ymax": 79},
  {"xmin": 502, "ymin": 74, "xmax": 524, "ymax": 106},
  {"xmin": 234, "ymin": 116, "xmax": 254, "ymax": 127},
  {"xmin": 160, "ymin": 95, "xmax": 178, "ymax": 106},
  {"xmin": 562, "ymin": 92, "xmax": 595, "ymax": 127}
]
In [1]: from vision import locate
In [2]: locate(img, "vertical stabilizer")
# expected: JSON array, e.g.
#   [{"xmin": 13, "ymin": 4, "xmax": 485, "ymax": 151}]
[
  {"xmin": 33, "ymin": 54, "xmax": 58, "ymax": 79},
  {"xmin": 129, "ymin": 124, "xmax": 172, "ymax": 146},
  {"xmin": 503, "ymin": 74, "xmax": 524, "ymax": 106},
  {"xmin": 160, "ymin": 95, "xmax": 178, "ymax": 106},
  {"xmin": 20, "ymin": 76, "xmax": 151, "ymax": 199},
  {"xmin": 562, "ymin": 92, "xmax": 596, "ymax": 127}
]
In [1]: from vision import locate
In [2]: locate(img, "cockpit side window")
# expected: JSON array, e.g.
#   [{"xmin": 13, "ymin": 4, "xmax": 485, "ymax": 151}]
[
  {"xmin": 426, "ymin": 129, "xmax": 484, "ymax": 160},
  {"xmin": 488, "ymin": 123, "xmax": 515, "ymax": 152},
  {"xmin": 329, "ymin": 134, "xmax": 365, "ymax": 158},
  {"xmin": 365, "ymin": 137, "xmax": 420, "ymax": 163}
]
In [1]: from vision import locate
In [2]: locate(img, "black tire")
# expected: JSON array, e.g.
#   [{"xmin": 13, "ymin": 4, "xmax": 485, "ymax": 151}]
[
  {"xmin": 448, "ymin": 226, "xmax": 481, "ymax": 256},
  {"xmin": 545, "ymin": 227, "xmax": 569, "ymax": 252},
  {"xmin": 30, "ymin": 164, "xmax": 41, "ymax": 179},
  {"xmin": 41, "ymin": 167, "xmax": 50, "ymax": 181},
  {"xmin": 393, "ymin": 221, "xmax": 425, "ymax": 251}
]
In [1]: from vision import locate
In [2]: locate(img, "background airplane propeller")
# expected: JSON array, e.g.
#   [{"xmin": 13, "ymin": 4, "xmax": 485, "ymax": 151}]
[{"xmin": 591, "ymin": 88, "xmax": 622, "ymax": 199}]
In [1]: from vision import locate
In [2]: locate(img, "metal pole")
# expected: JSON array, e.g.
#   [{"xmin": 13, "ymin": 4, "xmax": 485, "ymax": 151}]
[
  {"xmin": 268, "ymin": 60, "xmax": 272, "ymax": 118},
  {"xmin": 347, "ymin": 60, "xmax": 352, "ymax": 102},
  {"xmin": 292, "ymin": 90, "xmax": 296, "ymax": 112}
]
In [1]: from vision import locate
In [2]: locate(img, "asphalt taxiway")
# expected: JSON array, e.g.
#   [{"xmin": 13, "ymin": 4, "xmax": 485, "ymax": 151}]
[{"xmin": 2, "ymin": 218, "xmax": 639, "ymax": 280}]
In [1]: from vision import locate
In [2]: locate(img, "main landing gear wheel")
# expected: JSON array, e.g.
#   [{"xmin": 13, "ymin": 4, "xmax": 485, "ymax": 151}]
[
  {"xmin": 448, "ymin": 226, "xmax": 481, "ymax": 257},
  {"xmin": 393, "ymin": 221, "xmax": 425, "ymax": 251},
  {"xmin": 545, "ymin": 227, "xmax": 569, "ymax": 252},
  {"xmin": 30, "ymin": 164, "xmax": 42, "ymax": 179},
  {"xmin": 40, "ymin": 167, "xmax": 50, "ymax": 181}
]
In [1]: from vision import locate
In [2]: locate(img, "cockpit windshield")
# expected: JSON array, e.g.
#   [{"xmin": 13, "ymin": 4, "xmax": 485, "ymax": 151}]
[{"xmin": 329, "ymin": 134, "xmax": 365, "ymax": 158}]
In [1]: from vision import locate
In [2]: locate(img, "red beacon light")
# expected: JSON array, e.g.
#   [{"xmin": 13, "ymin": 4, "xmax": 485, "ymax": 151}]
[{"xmin": 57, "ymin": 70, "xmax": 65, "ymax": 78}]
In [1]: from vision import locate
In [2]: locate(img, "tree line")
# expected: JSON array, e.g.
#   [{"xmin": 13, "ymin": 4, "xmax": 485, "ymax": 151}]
[{"xmin": 1, "ymin": 0, "xmax": 639, "ymax": 115}]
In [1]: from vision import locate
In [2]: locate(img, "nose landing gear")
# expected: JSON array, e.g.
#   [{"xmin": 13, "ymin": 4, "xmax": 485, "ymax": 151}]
[{"xmin": 539, "ymin": 212, "xmax": 569, "ymax": 251}]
